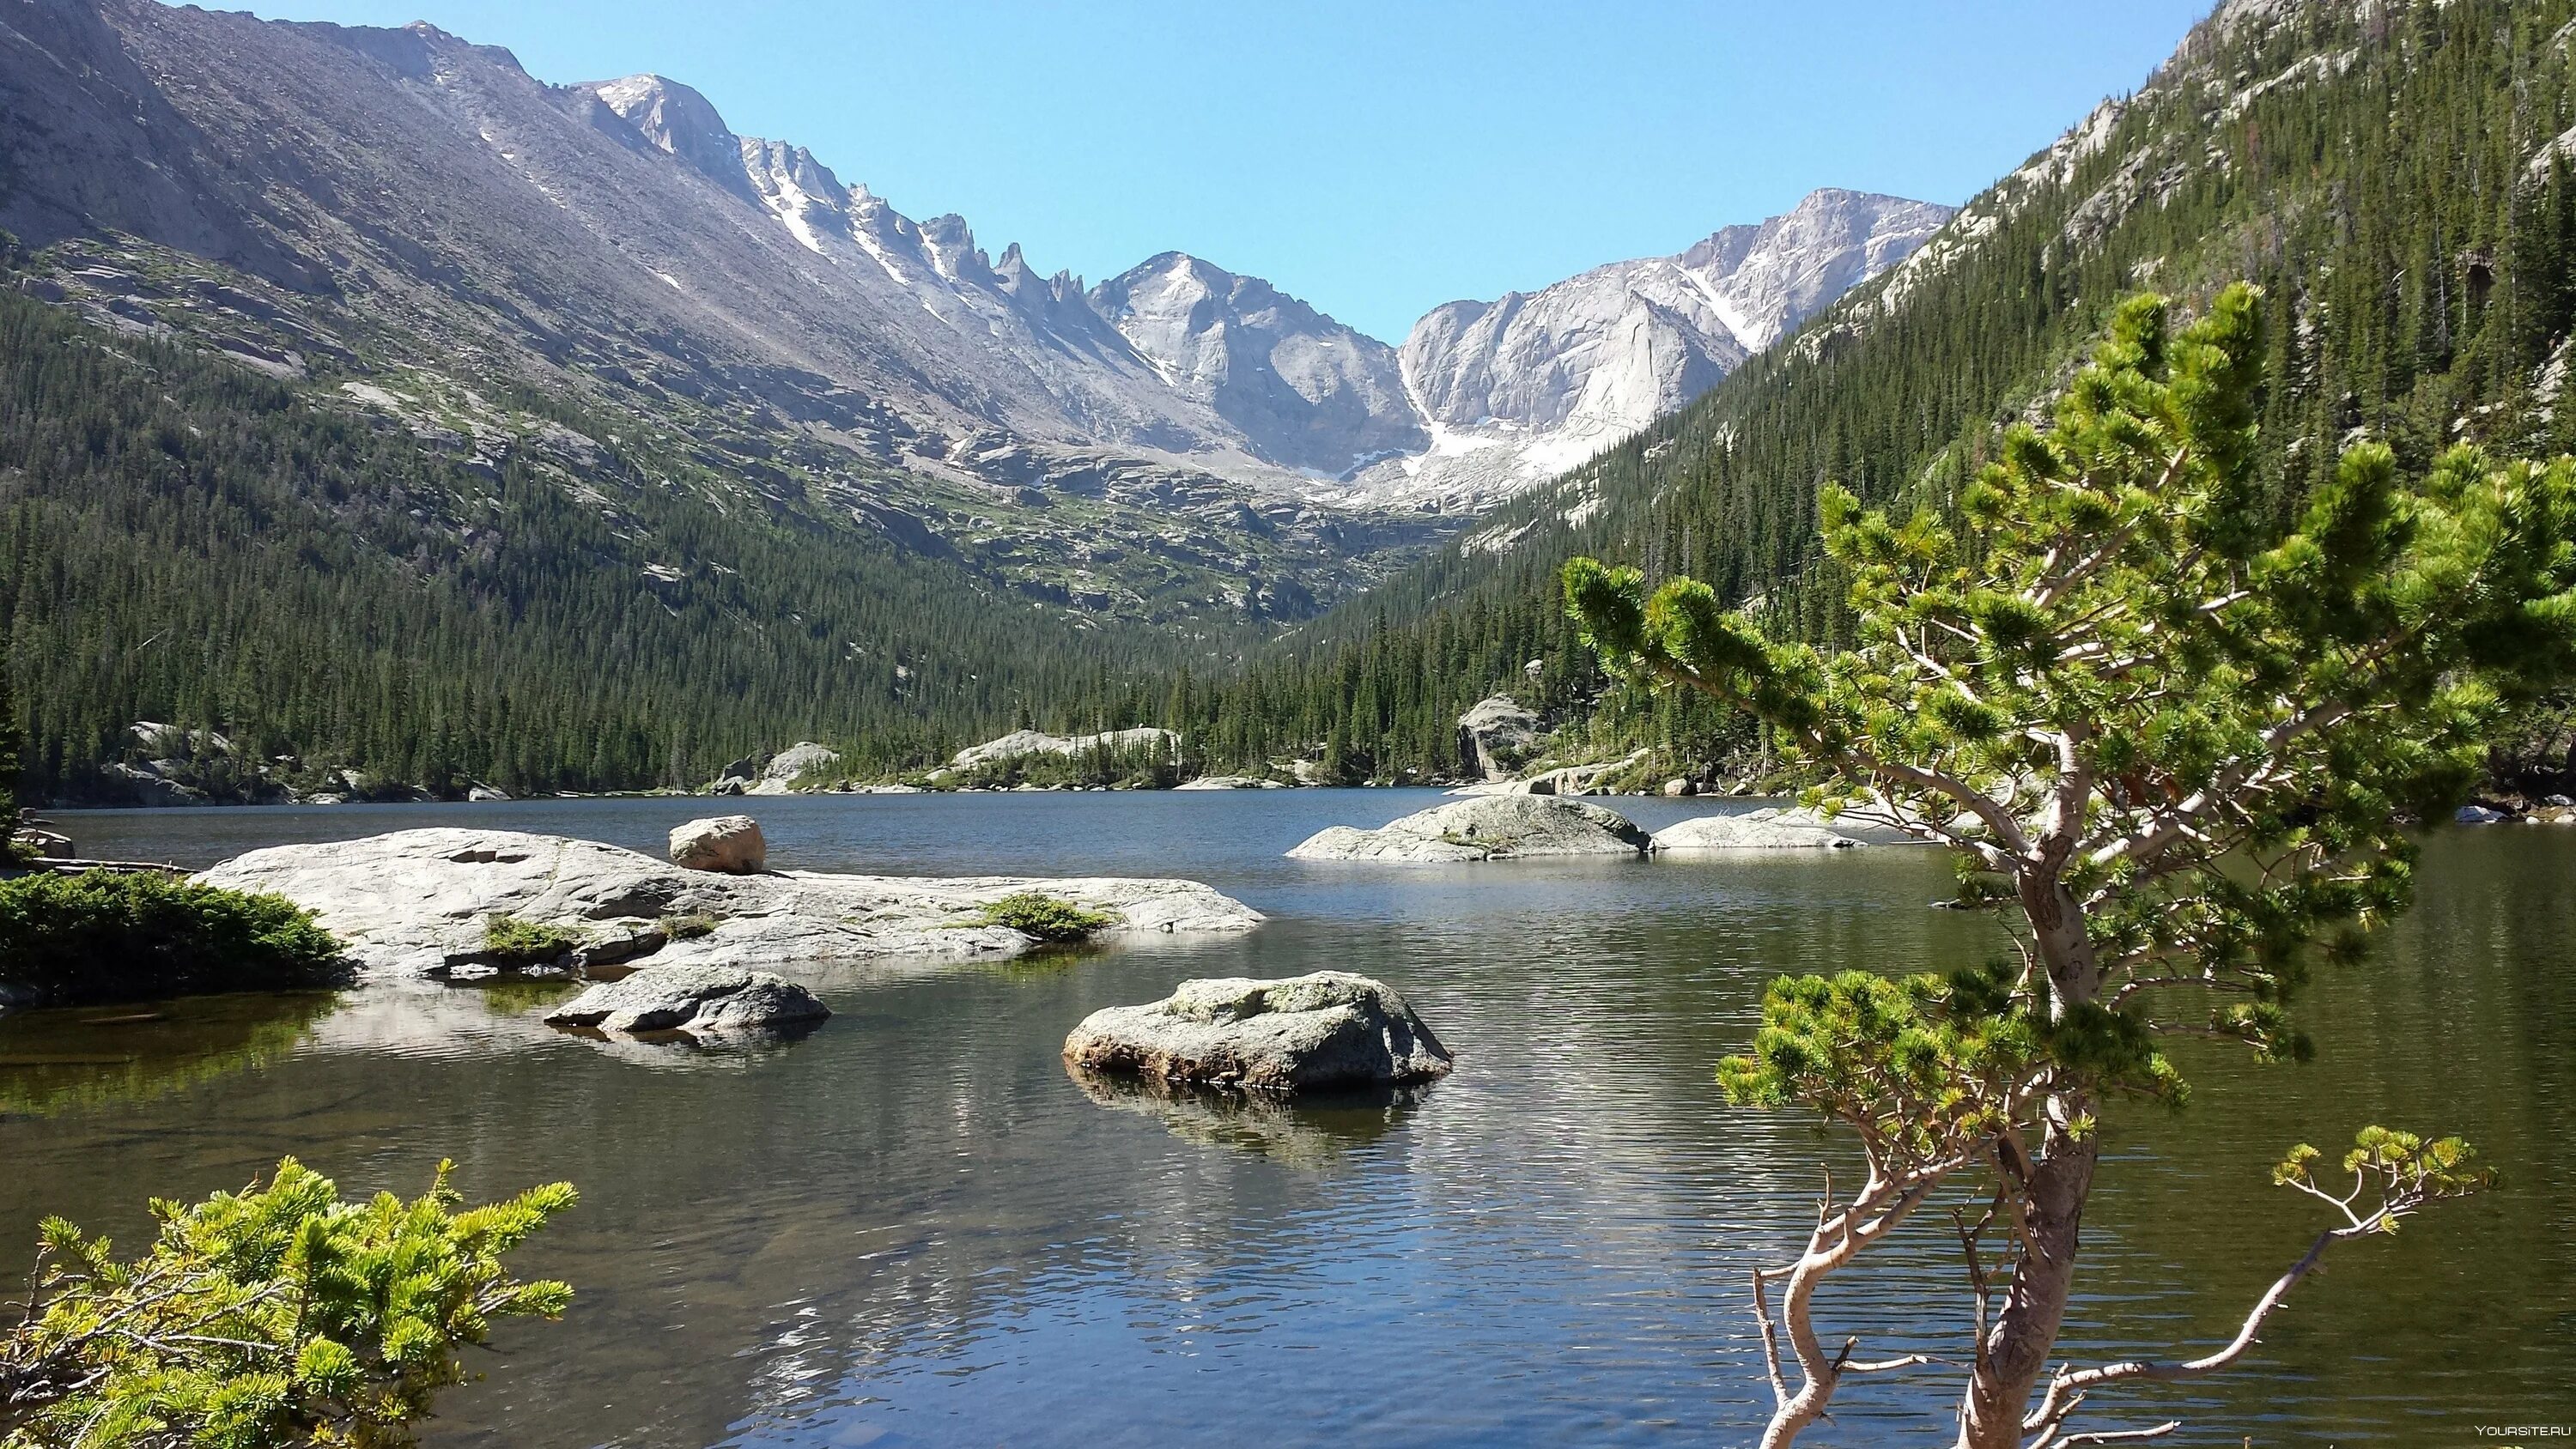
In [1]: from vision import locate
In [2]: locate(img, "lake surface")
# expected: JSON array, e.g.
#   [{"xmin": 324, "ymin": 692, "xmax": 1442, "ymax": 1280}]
[{"xmin": 7, "ymin": 791, "xmax": 2571, "ymax": 1446}]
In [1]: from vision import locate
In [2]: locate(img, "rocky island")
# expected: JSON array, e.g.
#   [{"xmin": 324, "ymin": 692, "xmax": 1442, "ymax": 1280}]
[
  {"xmin": 196, "ymin": 825, "xmax": 1264, "ymax": 979},
  {"xmin": 1064, "ymin": 971, "xmax": 1453, "ymax": 1092},
  {"xmin": 1287, "ymin": 794, "xmax": 1649, "ymax": 863}
]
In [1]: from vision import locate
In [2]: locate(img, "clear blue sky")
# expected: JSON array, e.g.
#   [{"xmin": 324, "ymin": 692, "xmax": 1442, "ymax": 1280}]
[{"xmin": 227, "ymin": 1, "xmax": 2214, "ymax": 343}]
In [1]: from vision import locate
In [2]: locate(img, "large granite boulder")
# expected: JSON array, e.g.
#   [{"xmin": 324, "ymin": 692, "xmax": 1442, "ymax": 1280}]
[
  {"xmin": 544, "ymin": 965, "xmax": 827, "ymax": 1035},
  {"xmin": 1650, "ymin": 805, "xmax": 1930, "ymax": 852},
  {"xmin": 1064, "ymin": 972, "xmax": 1452, "ymax": 1092},
  {"xmin": 1288, "ymin": 795, "xmax": 1649, "ymax": 863},
  {"xmin": 949, "ymin": 726, "xmax": 1177, "ymax": 773},
  {"xmin": 670, "ymin": 815, "xmax": 766, "ymax": 873},
  {"xmin": 1457, "ymin": 694, "xmax": 1542, "ymax": 781},
  {"xmin": 747, "ymin": 742, "xmax": 841, "ymax": 795},
  {"xmin": 197, "ymin": 828, "xmax": 1264, "ymax": 978}
]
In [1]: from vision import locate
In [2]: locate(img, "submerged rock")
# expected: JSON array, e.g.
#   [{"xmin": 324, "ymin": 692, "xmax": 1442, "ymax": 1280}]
[
  {"xmin": 1287, "ymin": 794, "xmax": 1649, "ymax": 863},
  {"xmin": 1063, "ymin": 971, "xmax": 1453, "ymax": 1092},
  {"xmin": 670, "ymin": 815, "xmax": 767, "ymax": 873},
  {"xmin": 1650, "ymin": 805, "xmax": 1928, "ymax": 852},
  {"xmin": 196, "ymin": 828, "xmax": 1264, "ymax": 978},
  {"xmin": 544, "ymin": 965, "xmax": 827, "ymax": 1035}
]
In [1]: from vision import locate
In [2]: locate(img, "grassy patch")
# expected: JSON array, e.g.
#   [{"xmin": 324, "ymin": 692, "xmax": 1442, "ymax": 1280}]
[
  {"xmin": 0, "ymin": 871, "xmax": 349, "ymax": 1008},
  {"xmin": 481, "ymin": 914, "xmax": 584, "ymax": 965},
  {"xmin": 660, "ymin": 912, "xmax": 720, "ymax": 941},
  {"xmin": 969, "ymin": 893, "xmax": 1119, "ymax": 943}
]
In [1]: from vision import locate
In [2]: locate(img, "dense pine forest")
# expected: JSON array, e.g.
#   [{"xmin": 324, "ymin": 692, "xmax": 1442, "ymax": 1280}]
[
  {"xmin": 1173, "ymin": 0, "xmax": 2576, "ymax": 785},
  {"xmin": 0, "ymin": 286, "xmax": 1203, "ymax": 801},
  {"xmin": 12, "ymin": 0, "xmax": 2576, "ymax": 798}
]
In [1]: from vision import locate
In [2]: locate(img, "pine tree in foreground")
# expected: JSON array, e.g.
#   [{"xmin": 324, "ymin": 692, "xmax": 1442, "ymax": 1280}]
[
  {"xmin": 1565, "ymin": 283, "xmax": 2568, "ymax": 1448},
  {"xmin": 1, "ymin": 1159, "xmax": 575, "ymax": 1448}
]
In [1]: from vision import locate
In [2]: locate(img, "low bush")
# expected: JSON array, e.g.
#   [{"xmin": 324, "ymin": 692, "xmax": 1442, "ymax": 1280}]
[
  {"xmin": 481, "ymin": 914, "xmax": 583, "ymax": 964},
  {"xmin": 0, "ymin": 1157, "xmax": 575, "ymax": 1448},
  {"xmin": 971, "ymin": 893, "xmax": 1118, "ymax": 943},
  {"xmin": 660, "ymin": 912, "xmax": 720, "ymax": 942},
  {"xmin": 0, "ymin": 872, "xmax": 349, "ymax": 1009}
]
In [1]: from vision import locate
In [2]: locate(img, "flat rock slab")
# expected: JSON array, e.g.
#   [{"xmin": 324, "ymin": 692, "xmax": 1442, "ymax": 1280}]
[
  {"xmin": 544, "ymin": 965, "xmax": 826, "ymax": 1035},
  {"xmin": 1064, "ymin": 971, "xmax": 1453, "ymax": 1092},
  {"xmin": 1650, "ymin": 806, "xmax": 1928, "ymax": 852},
  {"xmin": 197, "ymin": 828, "xmax": 1264, "ymax": 978},
  {"xmin": 1287, "ymin": 795, "xmax": 1649, "ymax": 863}
]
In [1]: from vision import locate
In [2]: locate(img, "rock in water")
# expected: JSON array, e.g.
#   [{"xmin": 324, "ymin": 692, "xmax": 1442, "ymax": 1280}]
[
  {"xmin": 544, "ymin": 965, "xmax": 827, "ymax": 1035},
  {"xmin": 1286, "ymin": 795, "xmax": 1649, "ymax": 863},
  {"xmin": 670, "ymin": 815, "xmax": 766, "ymax": 873},
  {"xmin": 1064, "ymin": 972, "xmax": 1452, "ymax": 1091},
  {"xmin": 1650, "ymin": 806, "xmax": 1927, "ymax": 851},
  {"xmin": 197, "ymin": 828, "xmax": 1262, "ymax": 978}
]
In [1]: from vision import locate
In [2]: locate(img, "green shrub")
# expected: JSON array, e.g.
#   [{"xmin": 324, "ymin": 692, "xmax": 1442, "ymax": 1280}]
[
  {"xmin": 970, "ymin": 893, "xmax": 1118, "ymax": 943},
  {"xmin": 659, "ymin": 912, "xmax": 720, "ymax": 942},
  {"xmin": 480, "ymin": 914, "xmax": 583, "ymax": 964},
  {"xmin": 0, "ymin": 873, "xmax": 349, "ymax": 1009},
  {"xmin": 0, "ymin": 1157, "xmax": 575, "ymax": 1448}
]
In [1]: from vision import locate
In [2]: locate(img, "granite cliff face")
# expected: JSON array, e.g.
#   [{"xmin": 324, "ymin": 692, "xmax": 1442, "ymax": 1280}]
[
  {"xmin": 1090, "ymin": 253, "xmax": 1426, "ymax": 478},
  {"xmin": 1353, "ymin": 190, "xmax": 1956, "ymax": 509}
]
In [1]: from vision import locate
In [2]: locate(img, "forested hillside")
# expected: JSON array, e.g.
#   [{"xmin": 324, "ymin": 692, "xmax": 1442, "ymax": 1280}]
[
  {"xmin": 0, "ymin": 287, "xmax": 1199, "ymax": 801},
  {"xmin": 1179, "ymin": 0, "xmax": 2576, "ymax": 783},
  {"xmin": 15, "ymin": 0, "xmax": 2576, "ymax": 799}
]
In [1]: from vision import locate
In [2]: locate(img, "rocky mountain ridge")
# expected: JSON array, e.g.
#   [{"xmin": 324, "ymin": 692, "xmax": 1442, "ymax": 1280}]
[
  {"xmin": 0, "ymin": 2, "xmax": 1947, "ymax": 528},
  {"xmin": 1347, "ymin": 189, "xmax": 1956, "ymax": 509}
]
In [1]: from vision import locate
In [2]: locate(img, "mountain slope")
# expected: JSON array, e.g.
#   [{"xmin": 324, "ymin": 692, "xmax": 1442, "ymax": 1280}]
[
  {"xmin": 1088, "ymin": 252, "xmax": 1426, "ymax": 477},
  {"xmin": 1346, "ymin": 190, "xmax": 1953, "ymax": 509},
  {"xmin": 1180, "ymin": 0, "xmax": 2576, "ymax": 782},
  {"xmin": 0, "ymin": 0, "xmax": 1962, "ymax": 798}
]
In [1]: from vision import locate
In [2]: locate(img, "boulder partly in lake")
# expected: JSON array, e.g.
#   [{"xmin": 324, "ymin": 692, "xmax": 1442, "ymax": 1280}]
[
  {"xmin": 1063, "ymin": 971, "xmax": 1452, "ymax": 1092},
  {"xmin": 197, "ymin": 828, "xmax": 1264, "ymax": 978},
  {"xmin": 544, "ymin": 965, "xmax": 828, "ymax": 1036},
  {"xmin": 1287, "ymin": 794, "xmax": 1649, "ymax": 863},
  {"xmin": 1650, "ymin": 805, "xmax": 1929, "ymax": 852}
]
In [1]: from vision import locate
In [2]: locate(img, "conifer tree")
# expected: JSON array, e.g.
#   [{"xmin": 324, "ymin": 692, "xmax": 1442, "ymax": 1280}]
[
  {"xmin": 0, "ymin": 657, "xmax": 18, "ymax": 832},
  {"xmin": 1564, "ymin": 284, "xmax": 2569, "ymax": 1447}
]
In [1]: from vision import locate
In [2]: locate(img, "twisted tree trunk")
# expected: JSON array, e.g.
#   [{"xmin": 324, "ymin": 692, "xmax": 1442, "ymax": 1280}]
[{"xmin": 1956, "ymin": 1124, "xmax": 2099, "ymax": 1449}]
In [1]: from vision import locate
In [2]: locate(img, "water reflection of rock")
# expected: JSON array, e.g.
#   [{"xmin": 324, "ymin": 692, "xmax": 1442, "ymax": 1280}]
[
  {"xmin": 0, "ymin": 992, "xmax": 340, "ymax": 1118},
  {"xmin": 547, "ymin": 1018, "xmax": 827, "ymax": 1066},
  {"xmin": 1066, "ymin": 1063, "xmax": 1430, "ymax": 1168},
  {"xmin": 300, "ymin": 978, "xmax": 826, "ymax": 1070}
]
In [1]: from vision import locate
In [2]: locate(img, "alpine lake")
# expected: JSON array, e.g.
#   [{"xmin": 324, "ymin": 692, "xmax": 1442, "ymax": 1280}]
[{"xmin": 3, "ymin": 791, "xmax": 2568, "ymax": 1447}]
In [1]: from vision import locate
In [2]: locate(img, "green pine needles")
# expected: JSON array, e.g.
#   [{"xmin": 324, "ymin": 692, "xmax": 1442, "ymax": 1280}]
[
  {"xmin": 969, "ymin": 893, "xmax": 1118, "ymax": 943},
  {"xmin": 0, "ymin": 1158, "xmax": 575, "ymax": 1449},
  {"xmin": 1567, "ymin": 283, "xmax": 2556, "ymax": 1447}
]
